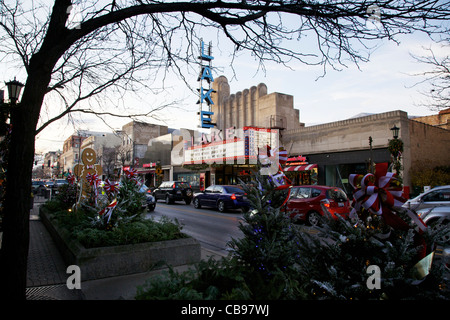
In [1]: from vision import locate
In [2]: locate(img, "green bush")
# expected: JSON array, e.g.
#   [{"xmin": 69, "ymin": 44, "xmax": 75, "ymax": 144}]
[
  {"xmin": 54, "ymin": 183, "xmax": 78, "ymax": 209},
  {"xmin": 43, "ymin": 204, "xmax": 187, "ymax": 248},
  {"xmin": 136, "ymin": 257, "xmax": 252, "ymax": 300}
]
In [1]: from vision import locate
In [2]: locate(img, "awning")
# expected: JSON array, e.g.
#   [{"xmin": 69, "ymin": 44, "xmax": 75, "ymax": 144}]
[{"xmin": 284, "ymin": 164, "xmax": 317, "ymax": 171}]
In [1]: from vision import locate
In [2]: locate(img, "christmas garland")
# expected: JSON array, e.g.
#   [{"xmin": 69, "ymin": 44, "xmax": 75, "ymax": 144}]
[{"xmin": 388, "ymin": 138, "xmax": 403, "ymax": 157}]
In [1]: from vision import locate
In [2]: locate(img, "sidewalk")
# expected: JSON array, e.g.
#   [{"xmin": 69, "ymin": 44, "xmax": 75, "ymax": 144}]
[{"xmin": 26, "ymin": 196, "xmax": 226, "ymax": 300}]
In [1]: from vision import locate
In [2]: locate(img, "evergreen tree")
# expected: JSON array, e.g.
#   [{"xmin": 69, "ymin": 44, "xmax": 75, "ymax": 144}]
[
  {"xmin": 228, "ymin": 167, "xmax": 304, "ymax": 299},
  {"xmin": 295, "ymin": 196, "xmax": 450, "ymax": 299}
]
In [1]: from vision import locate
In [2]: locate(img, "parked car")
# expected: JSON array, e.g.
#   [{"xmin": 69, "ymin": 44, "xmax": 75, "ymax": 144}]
[
  {"xmin": 193, "ymin": 185, "xmax": 250, "ymax": 213},
  {"xmin": 417, "ymin": 206, "xmax": 450, "ymax": 244},
  {"xmin": 403, "ymin": 185, "xmax": 450, "ymax": 211},
  {"xmin": 282, "ymin": 185, "xmax": 350, "ymax": 226},
  {"xmin": 416, "ymin": 206, "xmax": 450, "ymax": 226},
  {"xmin": 153, "ymin": 181, "xmax": 193, "ymax": 204},
  {"xmin": 140, "ymin": 184, "xmax": 156, "ymax": 212},
  {"xmin": 32, "ymin": 180, "xmax": 46, "ymax": 195}
]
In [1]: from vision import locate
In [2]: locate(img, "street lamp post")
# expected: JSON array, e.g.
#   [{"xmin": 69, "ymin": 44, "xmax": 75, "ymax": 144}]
[
  {"xmin": 390, "ymin": 125, "xmax": 400, "ymax": 140},
  {"xmin": 1, "ymin": 78, "xmax": 25, "ymax": 125},
  {"xmin": 388, "ymin": 124, "xmax": 403, "ymax": 179},
  {"xmin": 5, "ymin": 78, "xmax": 25, "ymax": 105}
]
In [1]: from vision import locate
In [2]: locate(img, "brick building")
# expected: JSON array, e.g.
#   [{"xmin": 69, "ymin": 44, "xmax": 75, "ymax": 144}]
[{"xmin": 412, "ymin": 108, "xmax": 450, "ymax": 130}]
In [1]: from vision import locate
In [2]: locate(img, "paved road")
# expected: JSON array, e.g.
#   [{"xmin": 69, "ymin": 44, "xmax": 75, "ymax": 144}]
[{"xmin": 144, "ymin": 202, "xmax": 244, "ymax": 255}]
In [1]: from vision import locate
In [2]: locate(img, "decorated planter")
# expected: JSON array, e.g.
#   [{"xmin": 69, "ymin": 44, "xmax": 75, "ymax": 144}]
[{"xmin": 39, "ymin": 206, "xmax": 201, "ymax": 281}]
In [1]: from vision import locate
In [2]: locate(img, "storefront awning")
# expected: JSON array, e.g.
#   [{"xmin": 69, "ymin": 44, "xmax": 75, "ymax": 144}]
[{"xmin": 284, "ymin": 164, "xmax": 317, "ymax": 171}]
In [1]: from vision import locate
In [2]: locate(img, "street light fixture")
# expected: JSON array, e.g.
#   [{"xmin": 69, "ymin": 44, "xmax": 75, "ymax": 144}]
[
  {"xmin": 5, "ymin": 77, "xmax": 24, "ymax": 105},
  {"xmin": 390, "ymin": 125, "xmax": 399, "ymax": 139}
]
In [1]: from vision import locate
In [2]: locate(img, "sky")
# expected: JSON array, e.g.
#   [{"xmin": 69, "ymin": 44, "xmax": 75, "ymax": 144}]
[{"xmin": 1, "ymin": 5, "xmax": 446, "ymax": 155}]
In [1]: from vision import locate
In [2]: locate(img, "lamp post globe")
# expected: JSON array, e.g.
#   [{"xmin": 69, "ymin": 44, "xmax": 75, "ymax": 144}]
[
  {"xmin": 390, "ymin": 125, "xmax": 399, "ymax": 139},
  {"xmin": 5, "ymin": 77, "xmax": 24, "ymax": 104}
]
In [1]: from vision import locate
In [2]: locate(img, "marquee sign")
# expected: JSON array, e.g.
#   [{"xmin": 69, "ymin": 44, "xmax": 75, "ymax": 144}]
[
  {"xmin": 197, "ymin": 40, "xmax": 216, "ymax": 128},
  {"xmin": 183, "ymin": 126, "xmax": 279, "ymax": 165}
]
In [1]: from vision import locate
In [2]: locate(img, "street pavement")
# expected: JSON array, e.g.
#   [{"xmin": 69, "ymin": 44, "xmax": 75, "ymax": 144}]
[{"xmin": 25, "ymin": 195, "xmax": 226, "ymax": 300}]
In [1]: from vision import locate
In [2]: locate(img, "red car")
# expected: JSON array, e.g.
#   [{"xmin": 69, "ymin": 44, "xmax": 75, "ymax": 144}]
[{"xmin": 282, "ymin": 185, "xmax": 350, "ymax": 226}]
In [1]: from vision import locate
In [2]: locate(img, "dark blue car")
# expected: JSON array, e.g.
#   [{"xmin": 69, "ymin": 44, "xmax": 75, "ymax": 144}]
[{"xmin": 193, "ymin": 185, "xmax": 250, "ymax": 213}]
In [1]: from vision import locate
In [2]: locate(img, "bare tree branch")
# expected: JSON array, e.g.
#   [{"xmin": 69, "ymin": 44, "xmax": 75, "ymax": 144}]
[{"xmin": 410, "ymin": 41, "xmax": 450, "ymax": 111}]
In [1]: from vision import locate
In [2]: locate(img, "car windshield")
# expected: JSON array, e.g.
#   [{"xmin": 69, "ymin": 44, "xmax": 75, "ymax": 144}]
[
  {"xmin": 326, "ymin": 188, "xmax": 348, "ymax": 201},
  {"xmin": 223, "ymin": 186, "xmax": 244, "ymax": 194}
]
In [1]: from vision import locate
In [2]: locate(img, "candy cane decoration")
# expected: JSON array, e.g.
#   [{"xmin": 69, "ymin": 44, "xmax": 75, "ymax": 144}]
[
  {"xmin": 258, "ymin": 145, "xmax": 292, "ymax": 207},
  {"xmin": 98, "ymin": 198, "xmax": 118, "ymax": 224}
]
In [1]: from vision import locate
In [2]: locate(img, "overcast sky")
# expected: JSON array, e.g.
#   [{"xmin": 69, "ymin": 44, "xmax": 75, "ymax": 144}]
[{"xmin": 4, "ymin": 16, "xmax": 442, "ymax": 155}]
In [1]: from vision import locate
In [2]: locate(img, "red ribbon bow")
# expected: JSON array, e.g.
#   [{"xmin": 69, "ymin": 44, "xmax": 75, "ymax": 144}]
[
  {"xmin": 66, "ymin": 174, "xmax": 75, "ymax": 185},
  {"xmin": 124, "ymin": 168, "xmax": 137, "ymax": 179},
  {"xmin": 349, "ymin": 163, "xmax": 427, "ymax": 232},
  {"xmin": 104, "ymin": 179, "xmax": 119, "ymax": 194},
  {"xmin": 86, "ymin": 173, "xmax": 100, "ymax": 187},
  {"xmin": 349, "ymin": 163, "xmax": 405, "ymax": 216}
]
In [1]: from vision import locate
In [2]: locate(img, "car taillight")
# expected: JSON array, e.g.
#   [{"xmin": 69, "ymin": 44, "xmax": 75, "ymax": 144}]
[
  {"xmin": 172, "ymin": 183, "xmax": 176, "ymax": 189},
  {"xmin": 322, "ymin": 199, "xmax": 330, "ymax": 208},
  {"xmin": 231, "ymin": 194, "xmax": 237, "ymax": 200}
]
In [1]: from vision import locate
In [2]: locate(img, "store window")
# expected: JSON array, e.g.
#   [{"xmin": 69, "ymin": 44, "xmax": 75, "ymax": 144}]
[
  {"xmin": 175, "ymin": 173, "xmax": 200, "ymax": 188},
  {"xmin": 285, "ymin": 168, "xmax": 317, "ymax": 186}
]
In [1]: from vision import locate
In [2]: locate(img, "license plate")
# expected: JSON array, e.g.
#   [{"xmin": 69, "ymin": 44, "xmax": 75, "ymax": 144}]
[
  {"xmin": 177, "ymin": 190, "xmax": 182, "ymax": 195},
  {"xmin": 338, "ymin": 202, "xmax": 344, "ymax": 207}
]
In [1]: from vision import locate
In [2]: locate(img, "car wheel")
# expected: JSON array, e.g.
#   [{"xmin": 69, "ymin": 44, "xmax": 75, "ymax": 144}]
[
  {"xmin": 217, "ymin": 200, "xmax": 226, "ymax": 213},
  {"xmin": 148, "ymin": 204, "xmax": 155, "ymax": 212},
  {"xmin": 185, "ymin": 197, "xmax": 192, "ymax": 205},
  {"xmin": 307, "ymin": 211, "xmax": 320, "ymax": 226},
  {"xmin": 193, "ymin": 198, "xmax": 201, "ymax": 209}
]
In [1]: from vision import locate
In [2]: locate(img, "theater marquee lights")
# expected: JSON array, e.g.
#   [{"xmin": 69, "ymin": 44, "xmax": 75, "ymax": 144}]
[{"xmin": 197, "ymin": 40, "xmax": 216, "ymax": 129}]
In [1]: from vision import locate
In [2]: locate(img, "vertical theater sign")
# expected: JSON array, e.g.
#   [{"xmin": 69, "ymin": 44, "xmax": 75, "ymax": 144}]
[{"xmin": 197, "ymin": 40, "xmax": 215, "ymax": 128}]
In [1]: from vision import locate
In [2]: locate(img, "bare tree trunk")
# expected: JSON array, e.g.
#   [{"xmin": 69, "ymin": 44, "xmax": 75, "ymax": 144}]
[
  {"xmin": 0, "ymin": 116, "xmax": 35, "ymax": 300},
  {"xmin": 0, "ymin": 61, "xmax": 53, "ymax": 300}
]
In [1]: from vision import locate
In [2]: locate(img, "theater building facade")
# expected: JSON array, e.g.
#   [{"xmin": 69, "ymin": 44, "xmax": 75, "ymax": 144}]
[{"xmin": 206, "ymin": 75, "xmax": 450, "ymax": 197}]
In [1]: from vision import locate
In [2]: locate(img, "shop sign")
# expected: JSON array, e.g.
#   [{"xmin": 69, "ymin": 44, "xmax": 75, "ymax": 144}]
[
  {"xmin": 286, "ymin": 155, "xmax": 308, "ymax": 165},
  {"xmin": 143, "ymin": 162, "xmax": 156, "ymax": 168},
  {"xmin": 197, "ymin": 40, "xmax": 216, "ymax": 128}
]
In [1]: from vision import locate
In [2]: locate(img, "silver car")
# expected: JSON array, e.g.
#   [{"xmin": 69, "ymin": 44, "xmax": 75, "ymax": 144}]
[
  {"xmin": 403, "ymin": 185, "xmax": 450, "ymax": 211},
  {"xmin": 416, "ymin": 206, "xmax": 450, "ymax": 226}
]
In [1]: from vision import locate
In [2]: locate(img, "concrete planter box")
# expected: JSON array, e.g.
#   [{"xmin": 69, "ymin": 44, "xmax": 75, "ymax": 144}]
[{"xmin": 39, "ymin": 207, "xmax": 201, "ymax": 281}]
